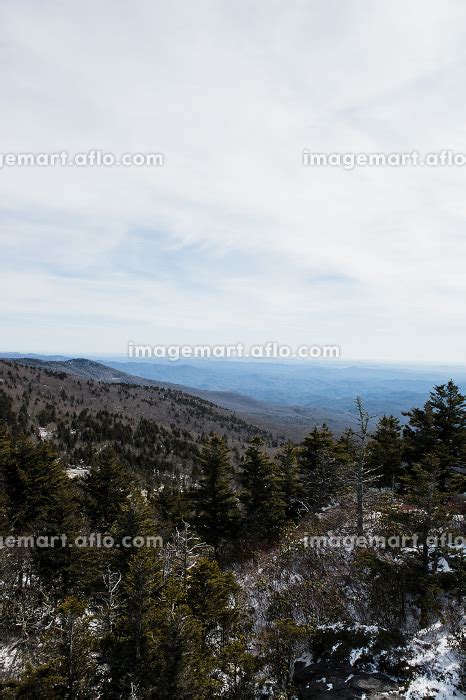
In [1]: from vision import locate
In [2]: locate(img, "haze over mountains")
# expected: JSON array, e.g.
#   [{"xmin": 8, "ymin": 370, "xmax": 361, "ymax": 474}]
[{"xmin": 2, "ymin": 353, "xmax": 465, "ymax": 438}]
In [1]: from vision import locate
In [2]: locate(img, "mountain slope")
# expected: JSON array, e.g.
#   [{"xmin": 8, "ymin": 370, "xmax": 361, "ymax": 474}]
[{"xmin": 0, "ymin": 359, "xmax": 277, "ymax": 482}]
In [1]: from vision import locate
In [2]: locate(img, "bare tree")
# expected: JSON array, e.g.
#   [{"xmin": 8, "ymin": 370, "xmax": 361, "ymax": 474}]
[
  {"xmin": 96, "ymin": 566, "xmax": 122, "ymax": 635},
  {"xmin": 162, "ymin": 521, "xmax": 211, "ymax": 589},
  {"xmin": 349, "ymin": 397, "xmax": 379, "ymax": 535}
]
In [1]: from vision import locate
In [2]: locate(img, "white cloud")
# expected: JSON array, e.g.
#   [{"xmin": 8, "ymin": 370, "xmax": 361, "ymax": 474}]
[{"xmin": 0, "ymin": 0, "xmax": 465, "ymax": 360}]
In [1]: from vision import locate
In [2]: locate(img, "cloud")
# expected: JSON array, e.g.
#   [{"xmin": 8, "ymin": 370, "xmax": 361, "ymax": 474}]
[{"xmin": 0, "ymin": 0, "xmax": 465, "ymax": 360}]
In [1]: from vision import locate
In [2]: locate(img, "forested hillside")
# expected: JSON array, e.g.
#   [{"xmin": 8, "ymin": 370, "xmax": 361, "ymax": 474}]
[
  {"xmin": 0, "ymin": 360, "xmax": 276, "ymax": 482},
  {"xmin": 0, "ymin": 367, "xmax": 464, "ymax": 698}
]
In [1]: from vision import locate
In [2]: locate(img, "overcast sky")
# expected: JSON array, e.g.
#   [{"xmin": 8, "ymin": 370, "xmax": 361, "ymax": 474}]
[{"xmin": 1, "ymin": 1, "xmax": 465, "ymax": 362}]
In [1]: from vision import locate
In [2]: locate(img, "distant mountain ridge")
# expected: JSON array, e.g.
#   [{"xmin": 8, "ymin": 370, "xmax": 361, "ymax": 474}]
[
  {"xmin": 0, "ymin": 358, "xmax": 275, "ymax": 448},
  {"xmin": 2, "ymin": 354, "xmax": 466, "ymax": 438}
]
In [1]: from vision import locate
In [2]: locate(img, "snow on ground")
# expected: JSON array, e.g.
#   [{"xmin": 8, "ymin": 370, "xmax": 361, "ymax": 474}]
[
  {"xmin": 0, "ymin": 641, "xmax": 21, "ymax": 676},
  {"xmin": 294, "ymin": 652, "xmax": 313, "ymax": 666},
  {"xmin": 404, "ymin": 622, "xmax": 463, "ymax": 699},
  {"xmin": 349, "ymin": 646, "xmax": 370, "ymax": 666},
  {"xmin": 436, "ymin": 557, "xmax": 452, "ymax": 573},
  {"xmin": 66, "ymin": 467, "xmax": 89, "ymax": 479}
]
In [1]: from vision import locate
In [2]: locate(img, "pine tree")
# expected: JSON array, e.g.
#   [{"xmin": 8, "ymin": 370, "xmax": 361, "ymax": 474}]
[
  {"xmin": 259, "ymin": 618, "xmax": 310, "ymax": 698},
  {"xmin": 240, "ymin": 438, "xmax": 285, "ymax": 546},
  {"xmin": 398, "ymin": 455, "xmax": 456, "ymax": 627},
  {"xmin": 146, "ymin": 577, "xmax": 213, "ymax": 698},
  {"xmin": 404, "ymin": 380, "xmax": 466, "ymax": 489},
  {"xmin": 219, "ymin": 636, "xmax": 260, "ymax": 699},
  {"xmin": 298, "ymin": 425, "xmax": 340, "ymax": 509},
  {"xmin": 101, "ymin": 547, "xmax": 163, "ymax": 697},
  {"xmin": 121, "ymin": 548, "xmax": 162, "ymax": 664},
  {"xmin": 186, "ymin": 557, "xmax": 241, "ymax": 649},
  {"xmin": 0, "ymin": 389, "xmax": 16, "ymax": 428},
  {"xmin": 54, "ymin": 596, "xmax": 96, "ymax": 698},
  {"xmin": 83, "ymin": 447, "xmax": 131, "ymax": 530},
  {"xmin": 276, "ymin": 442, "xmax": 300, "ymax": 520},
  {"xmin": 299, "ymin": 424, "xmax": 335, "ymax": 474},
  {"xmin": 111, "ymin": 490, "xmax": 159, "ymax": 575},
  {"xmin": 0, "ymin": 426, "xmax": 12, "ymax": 533},
  {"xmin": 157, "ymin": 482, "xmax": 189, "ymax": 535},
  {"xmin": 194, "ymin": 436, "xmax": 240, "ymax": 555},
  {"xmin": 4, "ymin": 436, "xmax": 70, "ymax": 535},
  {"xmin": 367, "ymin": 415, "xmax": 403, "ymax": 489}
]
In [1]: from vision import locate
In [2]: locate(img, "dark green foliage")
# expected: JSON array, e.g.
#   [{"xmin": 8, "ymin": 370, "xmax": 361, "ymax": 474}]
[
  {"xmin": 403, "ymin": 380, "xmax": 466, "ymax": 489},
  {"xmin": 1, "ymin": 664, "xmax": 66, "ymax": 699},
  {"xmin": 259, "ymin": 618, "xmax": 310, "ymax": 697},
  {"xmin": 1, "ymin": 374, "xmax": 464, "ymax": 698},
  {"xmin": 194, "ymin": 436, "xmax": 240, "ymax": 554},
  {"xmin": 0, "ymin": 389, "xmax": 16, "ymax": 428},
  {"xmin": 239, "ymin": 438, "xmax": 286, "ymax": 546},
  {"xmin": 3, "ymin": 436, "xmax": 70, "ymax": 534},
  {"xmin": 82, "ymin": 447, "xmax": 131, "ymax": 530},
  {"xmin": 144, "ymin": 578, "xmax": 212, "ymax": 699},
  {"xmin": 367, "ymin": 415, "xmax": 403, "ymax": 488},
  {"xmin": 186, "ymin": 557, "xmax": 241, "ymax": 647},
  {"xmin": 276, "ymin": 442, "xmax": 300, "ymax": 519},
  {"xmin": 383, "ymin": 454, "xmax": 461, "ymax": 628},
  {"xmin": 298, "ymin": 425, "xmax": 341, "ymax": 508}
]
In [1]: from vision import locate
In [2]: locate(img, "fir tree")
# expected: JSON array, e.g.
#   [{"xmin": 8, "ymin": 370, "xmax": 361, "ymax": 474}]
[
  {"xmin": 54, "ymin": 596, "xmax": 96, "ymax": 698},
  {"xmin": 404, "ymin": 380, "xmax": 466, "ymax": 489},
  {"xmin": 194, "ymin": 435, "xmax": 239, "ymax": 555},
  {"xmin": 298, "ymin": 425, "xmax": 340, "ymax": 509},
  {"xmin": 186, "ymin": 557, "xmax": 240, "ymax": 649},
  {"xmin": 240, "ymin": 438, "xmax": 285, "ymax": 546},
  {"xmin": 398, "ymin": 454, "xmax": 458, "ymax": 627},
  {"xmin": 83, "ymin": 447, "xmax": 131, "ymax": 530},
  {"xmin": 111, "ymin": 490, "xmax": 159, "ymax": 574},
  {"xmin": 367, "ymin": 415, "xmax": 403, "ymax": 489},
  {"xmin": 4, "ymin": 436, "xmax": 70, "ymax": 535},
  {"xmin": 0, "ymin": 426, "xmax": 12, "ymax": 532},
  {"xmin": 146, "ymin": 577, "xmax": 213, "ymax": 699},
  {"xmin": 276, "ymin": 442, "xmax": 300, "ymax": 519}
]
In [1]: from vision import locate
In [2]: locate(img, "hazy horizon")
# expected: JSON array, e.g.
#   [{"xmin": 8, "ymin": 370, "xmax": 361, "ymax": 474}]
[{"xmin": 2, "ymin": 349, "xmax": 466, "ymax": 371}]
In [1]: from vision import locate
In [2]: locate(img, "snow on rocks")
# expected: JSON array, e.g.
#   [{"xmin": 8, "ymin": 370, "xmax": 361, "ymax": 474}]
[{"xmin": 403, "ymin": 622, "xmax": 463, "ymax": 699}]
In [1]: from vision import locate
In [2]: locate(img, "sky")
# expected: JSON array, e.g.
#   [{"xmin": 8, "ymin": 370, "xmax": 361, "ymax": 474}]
[{"xmin": 0, "ymin": 0, "xmax": 465, "ymax": 362}]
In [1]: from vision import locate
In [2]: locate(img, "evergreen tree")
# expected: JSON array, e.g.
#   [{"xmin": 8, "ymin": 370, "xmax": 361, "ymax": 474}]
[
  {"xmin": 0, "ymin": 389, "xmax": 16, "ymax": 429},
  {"xmin": 146, "ymin": 578, "xmax": 213, "ymax": 698},
  {"xmin": 83, "ymin": 447, "xmax": 131, "ymax": 530},
  {"xmin": 102, "ymin": 547, "xmax": 162, "ymax": 696},
  {"xmin": 259, "ymin": 618, "xmax": 310, "ymax": 698},
  {"xmin": 397, "ymin": 454, "xmax": 458, "ymax": 627},
  {"xmin": 299, "ymin": 424, "xmax": 335, "ymax": 474},
  {"xmin": 4, "ymin": 436, "xmax": 70, "ymax": 535},
  {"xmin": 404, "ymin": 380, "xmax": 466, "ymax": 489},
  {"xmin": 276, "ymin": 442, "xmax": 300, "ymax": 519},
  {"xmin": 335, "ymin": 427, "xmax": 358, "ymax": 465},
  {"xmin": 0, "ymin": 426, "xmax": 12, "ymax": 533},
  {"xmin": 186, "ymin": 557, "xmax": 240, "ymax": 649},
  {"xmin": 157, "ymin": 482, "xmax": 189, "ymax": 535},
  {"xmin": 219, "ymin": 636, "xmax": 260, "ymax": 699},
  {"xmin": 298, "ymin": 425, "xmax": 340, "ymax": 509},
  {"xmin": 54, "ymin": 596, "xmax": 96, "ymax": 698},
  {"xmin": 111, "ymin": 490, "xmax": 159, "ymax": 574},
  {"xmin": 121, "ymin": 548, "xmax": 162, "ymax": 665},
  {"xmin": 239, "ymin": 438, "xmax": 285, "ymax": 546},
  {"xmin": 194, "ymin": 436, "xmax": 239, "ymax": 555},
  {"xmin": 367, "ymin": 415, "xmax": 403, "ymax": 489}
]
